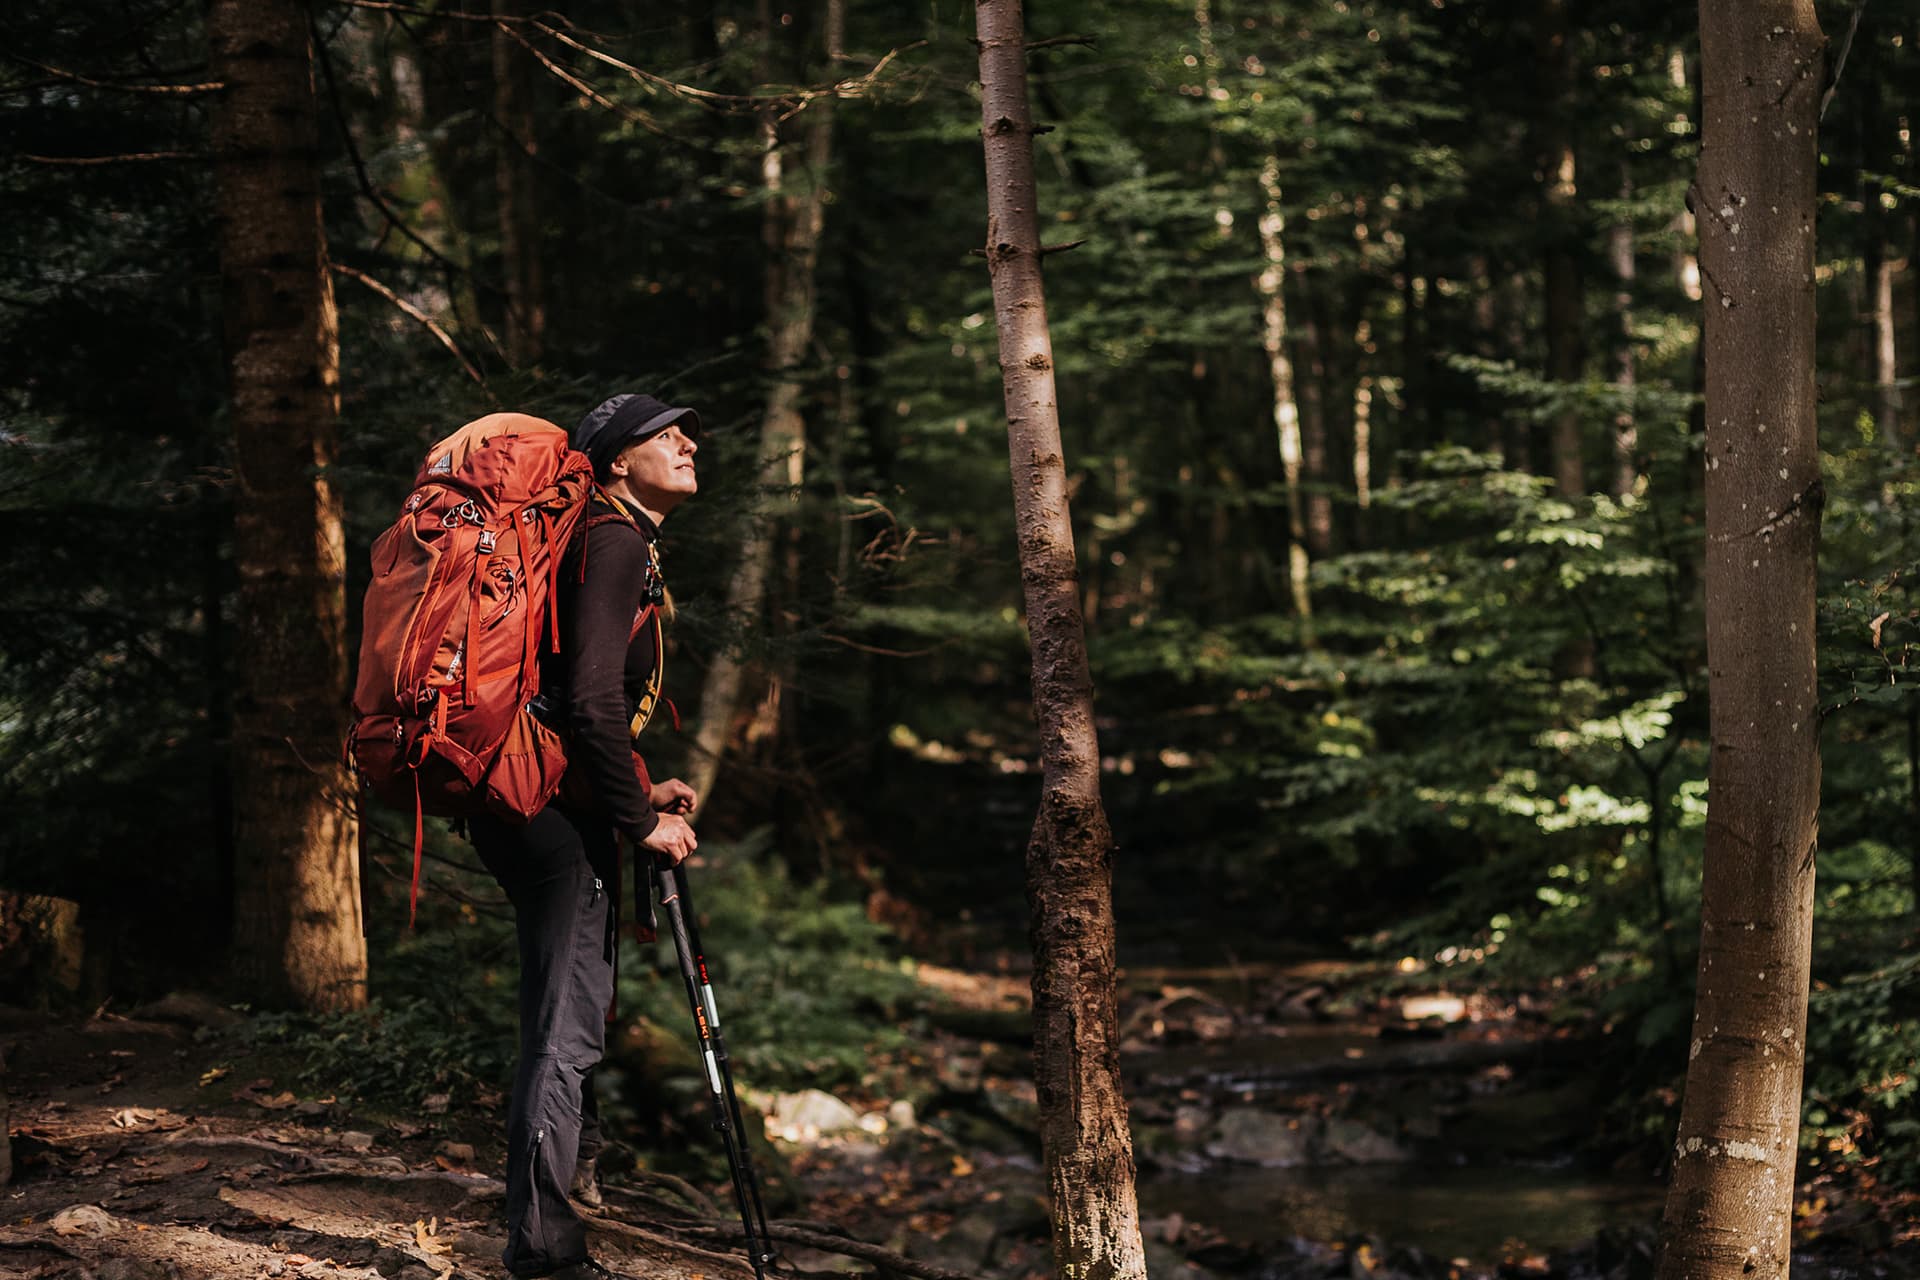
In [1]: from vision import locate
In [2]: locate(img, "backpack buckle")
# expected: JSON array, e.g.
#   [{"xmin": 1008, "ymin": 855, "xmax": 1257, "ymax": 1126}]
[{"xmin": 478, "ymin": 530, "xmax": 498, "ymax": 554}]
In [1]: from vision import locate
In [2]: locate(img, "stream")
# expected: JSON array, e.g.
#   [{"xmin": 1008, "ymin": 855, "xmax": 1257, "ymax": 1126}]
[{"xmin": 1115, "ymin": 961, "xmax": 1667, "ymax": 1271}]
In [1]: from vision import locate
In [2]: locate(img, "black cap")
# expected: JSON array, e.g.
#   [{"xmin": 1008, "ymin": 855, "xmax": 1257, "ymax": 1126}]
[{"xmin": 573, "ymin": 393, "xmax": 701, "ymax": 476}]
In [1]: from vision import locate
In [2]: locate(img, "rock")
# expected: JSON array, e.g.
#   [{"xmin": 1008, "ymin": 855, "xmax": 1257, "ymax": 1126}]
[
  {"xmin": 293, "ymin": 1100, "xmax": 330, "ymax": 1118},
  {"xmin": 766, "ymin": 1089, "xmax": 863, "ymax": 1142},
  {"xmin": 421, "ymin": 1093, "xmax": 451, "ymax": 1114},
  {"xmin": 339, "ymin": 1131, "xmax": 376, "ymax": 1152},
  {"xmin": 1320, "ymin": 1117, "xmax": 1412, "ymax": 1164},
  {"xmin": 130, "ymin": 990, "xmax": 244, "ymax": 1029},
  {"xmin": 1400, "ymin": 995, "xmax": 1467, "ymax": 1023},
  {"xmin": 1172, "ymin": 1104, "xmax": 1212, "ymax": 1138},
  {"xmin": 909, "ymin": 1211, "xmax": 1000, "ymax": 1273},
  {"xmin": 1275, "ymin": 983, "xmax": 1330, "ymax": 1022},
  {"xmin": 93, "ymin": 1260, "xmax": 171, "ymax": 1280},
  {"xmin": 1145, "ymin": 1239, "xmax": 1223, "ymax": 1280},
  {"xmin": 886, "ymin": 1099, "xmax": 916, "ymax": 1131},
  {"xmin": 1204, "ymin": 1109, "xmax": 1317, "ymax": 1166},
  {"xmin": 51, "ymin": 1204, "xmax": 120, "ymax": 1237},
  {"xmin": 937, "ymin": 1053, "xmax": 984, "ymax": 1093},
  {"xmin": 981, "ymin": 1083, "xmax": 1040, "ymax": 1135}
]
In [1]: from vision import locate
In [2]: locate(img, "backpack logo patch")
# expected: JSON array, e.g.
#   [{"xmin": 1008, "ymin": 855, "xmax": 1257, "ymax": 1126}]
[{"xmin": 428, "ymin": 453, "xmax": 453, "ymax": 476}]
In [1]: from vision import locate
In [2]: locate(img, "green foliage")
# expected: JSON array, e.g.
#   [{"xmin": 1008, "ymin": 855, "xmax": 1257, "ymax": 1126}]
[
  {"xmin": 618, "ymin": 832, "xmax": 919, "ymax": 1092},
  {"xmin": 1804, "ymin": 952, "xmax": 1920, "ymax": 1185},
  {"xmin": 242, "ymin": 995, "xmax": 518, "ymax": 1109}
]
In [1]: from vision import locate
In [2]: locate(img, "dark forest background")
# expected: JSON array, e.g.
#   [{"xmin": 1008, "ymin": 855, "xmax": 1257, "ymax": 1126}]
[{"xmin": 3, "ymin": 0, "xmax": 1918, "ymax": 1199}]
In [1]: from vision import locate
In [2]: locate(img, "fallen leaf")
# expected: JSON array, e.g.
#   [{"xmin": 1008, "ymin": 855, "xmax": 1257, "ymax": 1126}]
[
  {"xmin": 950, "ymin": 1155, "xmax": 974, "ymax": 1177},
  {"xmin": 111, "ymin": 1107, "xmax": 158, "ymax": 1128},
  {"xmin": 186, "ymin": 1159, "xmax": 209, "ymax": 1173},
  {"xmin": 1870, "ymin": 611, "xmax": 1891, "ymax": 649},
  {"xmin": 413, "ymin": 1217, "xmax": 453, "ymax": 1256},
  {"xmin": 199, "ymin": 1066, "xmax": 230, "ymax": 1087}
]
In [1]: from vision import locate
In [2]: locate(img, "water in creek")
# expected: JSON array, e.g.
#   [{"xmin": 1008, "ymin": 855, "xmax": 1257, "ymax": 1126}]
[{"xmin": 1139, "ymin": 1161, "xmax": 1665, "ymax": 1262}]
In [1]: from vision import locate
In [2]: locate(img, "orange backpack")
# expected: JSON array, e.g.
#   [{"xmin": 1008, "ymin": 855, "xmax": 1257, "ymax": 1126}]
[{"xmin": 346, "ymin": 413, "xmax": 594, "ymax": 921}]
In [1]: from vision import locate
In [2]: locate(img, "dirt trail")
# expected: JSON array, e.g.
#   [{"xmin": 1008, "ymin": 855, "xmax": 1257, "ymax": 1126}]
[{"xmin": 0, "ymin": 1010, "xmax": 755, "ymax": 1280}]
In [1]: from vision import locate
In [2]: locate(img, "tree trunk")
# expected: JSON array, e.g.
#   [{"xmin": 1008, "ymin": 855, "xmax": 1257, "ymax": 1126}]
[
  {"xmin": 1670, "ymin": 48, "xmax": 1704, "ymax": 304},
  {"xmin": 974, "ymin": 5, "xmax": 1148, "ymax": 1280},
  {"xmin": 1539, "ymin": 0, "xmax": 1585, "ymax": 498},
  {"xmin": 493, "ymin": 0, "xmax": 545, "ymax": 366},
  {"xmin": 1257, "ymin": 155, "xmax": 1314, "ymax": 631},
  {"xmin": 1655, "ymin": 5, "xmax": 1825, "ymax": 1277},
  {"xmin": 1295, "ymin": 271, "xmax": 1334, "ymax": 557},
  {"xmin": 1867, "ymin": 226, "xmax": 1900, "ymax": 449},
  {"xmin": 1610, "ymin": 161, "xmax": 1638, "ymax": 497},
  {"xmin": 688, "ymin": 0, "xmax": 843, "ymax": 815},
  {"xmin": 210, "ymin": 0, "xmax": 367, "ymax": 1013}
]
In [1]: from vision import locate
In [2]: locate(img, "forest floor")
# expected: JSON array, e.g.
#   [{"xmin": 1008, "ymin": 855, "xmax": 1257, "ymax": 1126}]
[{"xmin": 3, "ymin": 963, "xmax": 1917, "ymax": 1280}]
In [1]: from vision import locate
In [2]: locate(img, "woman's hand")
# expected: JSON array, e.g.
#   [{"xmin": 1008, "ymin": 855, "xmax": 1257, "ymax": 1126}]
[
  {"xmin": 649, "ymin": 777, "xmax": 697, "ymax": 814},
  {"xmin": 640, "ymin": 813, "xmax": 698, "ymax": 864}
]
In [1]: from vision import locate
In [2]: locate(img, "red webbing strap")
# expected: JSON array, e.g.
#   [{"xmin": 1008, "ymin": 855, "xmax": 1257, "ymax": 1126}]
[
  {"xmin": 542, "ymin": 508, "xmax": 561, "ymax": 651},
  {"xmin": 406, "ymin": 694, "xmax": 447, "ymax": 930},
  {"xmin": 409, "ymin": 772, "xmax": 424, "ymax": 928}
]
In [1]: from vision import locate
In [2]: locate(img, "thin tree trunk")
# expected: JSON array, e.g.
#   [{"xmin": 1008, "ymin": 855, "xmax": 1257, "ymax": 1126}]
[
  {"xmin": 688, "ymin": 0, "xmax": 843, "ymax": 815},
  {"xmin": 1869, "ymin": 229, "xmax": 1900, "ymax": 449},
  {"xmin": 1352, "ymin": 315, "xmax": 1375, "ymax": 516},
  {"xmin": 974, "ymin": 5, "xmax": 1147, "ymax": 1279},
  {"xmin": 1540, "ymin": 0, "xmax": 1585, "ymax": 498},
  {"xmin": 210, "ymin": 0, "xmax": 367, "ymax": 1013},
  {"xmin": 1610, "ymin": 161, "xmax": 1638, "ymax": 496},
  {"xmin": 1655, "ymin": 4, "xmax": 1825, "ymax": 1276},
  {"xmin": 1671, "ymin": 48, "xmax": 1704, "ymax": 304},
  {"xmin": 1396, "ymin": 235, "xmax": 1422, "ymax": 488},
  {"xmin": 1909, "ymin": 706, "xmax": 1920, "ymax": 917},
  {"xmin": 1257, "ymin": 155, "xmax": 1313, "ymax": 631},
  {"xmin": 492, "ymin": 0, "xmax": 545, "ymax": 365},
  {"xmin": 1296, "ymin": 271, "xmax": 1334, "ymax": 557}
]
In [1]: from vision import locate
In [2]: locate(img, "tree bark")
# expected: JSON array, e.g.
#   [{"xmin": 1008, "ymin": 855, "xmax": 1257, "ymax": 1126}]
[
  {"xmin": 973, "ymin": 5, "xmax": 1147, "ymax": 1280},
  {"xmin": 1539, "ymin": 0, "xmax": 1585, "ymax": 498},
  {"xmin": 688, "ymin": 0, "xmax": 843, "ymax": 814},
  {"xmin": 1610, "ymin": 161, "xmax": 1638, "ymax": 497},
  {"xmin": 1257, "ymin": 155, "xmax": 1314, "ymax": 632},
  {"xmin": 1866, "ymin": 224, "xmax": 1900, "ymax": 449},
  {"xmin": 1655, "ymin": 4, "xmax": 1825, "ymax": 1277},
  {"xmin": 1295, "ymin": 270, "xmax": 1334, "ymax": 557},
  {"xmin": 492, "ymin": 0, "xmax": 545, "ymax": 366},
  {"xmin": 210, "ymin": 0, "xmax": 367, "ymax": 1012}
]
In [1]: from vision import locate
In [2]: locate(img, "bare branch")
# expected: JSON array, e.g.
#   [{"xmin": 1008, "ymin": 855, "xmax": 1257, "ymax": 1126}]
[
  {"xmin": 493, "ymin": 22, "xmax": 670, "ymax": 138},
  {"xmin": 330, "ymin": 263, "xmax": 487, "ymax": 386},
  {"xmin": 13, "ymin": 150, "xmax": 203, "ymax": 165},
  {"xmin": 3, "ymin": 55, "xmax": 220, "ymax": 94}
]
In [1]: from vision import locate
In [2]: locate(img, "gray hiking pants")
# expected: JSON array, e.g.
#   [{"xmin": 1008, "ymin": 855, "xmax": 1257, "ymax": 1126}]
[{"xmin": 473, "ymin": 805, "xmax": 619, "ymax": 1277}]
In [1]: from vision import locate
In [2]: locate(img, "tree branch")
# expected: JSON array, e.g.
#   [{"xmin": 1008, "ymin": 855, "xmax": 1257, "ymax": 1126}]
[
  {"xmin": 330, "ymin": 263, "xmax": 487, "ymax": 386},
  {"xmin": 3, "ymin": 55, "xmax": 219, "ymax": 94}
]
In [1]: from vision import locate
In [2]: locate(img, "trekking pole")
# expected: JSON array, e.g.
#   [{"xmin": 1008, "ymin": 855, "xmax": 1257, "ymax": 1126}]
[{"xmin": 653, "ymin": 857, "xmax": 778, "ymax": 1280}]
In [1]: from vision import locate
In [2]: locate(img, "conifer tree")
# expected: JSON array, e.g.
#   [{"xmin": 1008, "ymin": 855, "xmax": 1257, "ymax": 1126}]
[{"xmin": 211, "ymin": 0, "xmax": 367, "ymax": 1012}]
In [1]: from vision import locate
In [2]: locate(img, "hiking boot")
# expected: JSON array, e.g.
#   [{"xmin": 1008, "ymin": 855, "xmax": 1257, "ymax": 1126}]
[
  {"xmin": 569, "ymin": 1154, "xmax": 604, "ymax": 1210},
  {"xmin": 545, "ymin": 1259, "xmax": 635, "ymax": 1280}
]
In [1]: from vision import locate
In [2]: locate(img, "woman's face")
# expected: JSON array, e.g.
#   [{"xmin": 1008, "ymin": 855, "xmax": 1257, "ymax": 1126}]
[{"xmin": 613, "ymin": 424, "xmax": 699, "ymax": 508}]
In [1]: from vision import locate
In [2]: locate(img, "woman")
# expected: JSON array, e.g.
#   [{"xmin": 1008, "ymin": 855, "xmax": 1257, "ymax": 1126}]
[{"xmin": 469, "ymin": 391, "xmax": 703, "ymax": 1280}]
